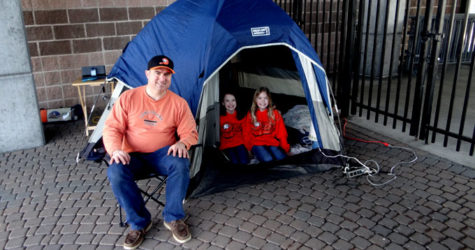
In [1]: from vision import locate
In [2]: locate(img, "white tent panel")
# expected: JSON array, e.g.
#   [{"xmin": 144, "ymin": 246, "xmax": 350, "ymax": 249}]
[
  {"xmin": 191, "ymin": 73, "xmax": 220, "ymax": 178},
  {"xmin": 298, "ymin": 54, "xmax": 341, "ymax": 151}
]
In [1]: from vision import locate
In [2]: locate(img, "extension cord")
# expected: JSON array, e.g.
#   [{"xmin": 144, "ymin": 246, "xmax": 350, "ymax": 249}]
[
  {"xmin": 318, "ymin": 144, "xmax": 417, "ymax": 186},
  {"xmin": 343, "ymin": 163, "xmax": 373, "ymax": 178},
  {"xmin": 346, "ymin": 168, "xmax": 368, "ymax": 178}
]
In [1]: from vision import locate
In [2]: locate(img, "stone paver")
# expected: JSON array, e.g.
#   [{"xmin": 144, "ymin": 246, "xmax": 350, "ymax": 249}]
[{"xmin": 0, "ymin": 121, "xmax": 473, "ymax": 249}]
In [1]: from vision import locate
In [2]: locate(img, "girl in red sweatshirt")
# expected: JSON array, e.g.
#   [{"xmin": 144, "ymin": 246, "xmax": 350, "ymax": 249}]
[
  {"xmin": 243, "ymin": 87, "xmax": 289, "ymax": 162},
  {"xmin": 219, "ymin": 93, "xmax": 249, "ymax": 164}
]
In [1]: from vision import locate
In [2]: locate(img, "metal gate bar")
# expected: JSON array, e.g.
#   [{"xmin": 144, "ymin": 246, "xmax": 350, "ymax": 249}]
[
  {"xmin": 443, "ymin": 2, "xmax": 472, "ymax": 147},
  {"xmin": 393, "ymin": 0, "xmax": 411, "ymax": 130},
  {"xmin": 375, "ymin": 0, "xmax": 391, "ymax": 123},
  {"xmin": 368, "ymin": 0, "xmax": 381, "ymax": 120},
  {"xmin": 355, "ymin": 104, "xmax": 412, "ymax": 123},
  {"xmin": 410, "ymin": 0, "xmax": 434, "ymax": 137},
  {"xmin": 456, "ymin": 28, "xmax": 475, "ymax": 151},
  {"xmin": 321, "ymin": 0, "xmax": 326, "ymax": 65},
  {"xmin": 332, "ymin": 0, "xmax": 341, "ymax": 85},
  {"xmin": 426, "ymin": 127, "xmax": 474, "ymax": 144},
  {"xmin": 431, "ymin": 0, "xmax": 458, "ymax": 144},
  {"xmin": 403, "ymin": 0, "xmax": 422, "ymax": 132},
  {"xmin": 327, "ymin": 0, "xmax": 333, "ymax": 71},
  {"xmin": 336, "ymin": 0, "xmax": 355, "ymax": 117},
  {"xmin": 338, "ymin": 0, "xmax": 350, "ymax": 100},
  {"xmin": 384, "ymin": 0, "xmax": 402, "ymax": 126},
  {"xmin": 349, "ymin": 0, "xmax": 365, "ymax": 115},
  {"xmin": 471, "ymin": 127, "xmax": 475, "ymax": 155},
  {"xmin": 419, "ymin": 0, "xmax": 447, "ymax": 141},
  {"xmin": 358, "ymin": 0, "xmax": 372, "ymax": 117},
  {"xmin": 314, "ymin": 0, "xmax": 320, "ymax": 54}
]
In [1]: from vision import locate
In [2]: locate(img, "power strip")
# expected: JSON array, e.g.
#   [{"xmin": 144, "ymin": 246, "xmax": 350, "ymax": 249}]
[{"xmin": 346, "ymin": 168, "xmax": 368, "ymax": 178}]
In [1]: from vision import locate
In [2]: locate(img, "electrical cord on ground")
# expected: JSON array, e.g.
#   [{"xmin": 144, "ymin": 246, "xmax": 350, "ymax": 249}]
[
  {"xmin": 365, "ymin": 145, "xmax": 417, "ymax": 186},
  {"xmin": 318, "ymin": 117, "xmax": 418, "ymax": 186}
]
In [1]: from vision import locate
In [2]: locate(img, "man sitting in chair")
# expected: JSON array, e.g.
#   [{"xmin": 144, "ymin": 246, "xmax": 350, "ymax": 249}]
[{"xmin": 103, "ymin": 55, "xmax": 198, "ymax": 249}]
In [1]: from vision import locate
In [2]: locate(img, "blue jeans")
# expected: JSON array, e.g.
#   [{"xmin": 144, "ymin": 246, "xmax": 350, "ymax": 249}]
[
  {"xmin": 107, "ymin": 146, "xmax": 189, "ymax": 230},
  {"xmin": 223, "ymin": 145, "xmax": 249, "ymax": 164},
  {"xmin": 251, "ymin": 145, "xmax": 287, "ymax": 162}
]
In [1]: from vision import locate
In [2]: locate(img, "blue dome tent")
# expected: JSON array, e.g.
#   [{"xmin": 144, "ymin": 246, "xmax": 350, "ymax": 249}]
[{"xmin": 81, "ymin": 0, "xmax": 343, "ymax": 197}]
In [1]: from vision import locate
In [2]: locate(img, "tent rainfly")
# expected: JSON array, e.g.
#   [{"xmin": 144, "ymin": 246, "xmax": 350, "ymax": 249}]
[{"xmin": 81, "ymin": 0, "xmax": 344, "ymax": 197}]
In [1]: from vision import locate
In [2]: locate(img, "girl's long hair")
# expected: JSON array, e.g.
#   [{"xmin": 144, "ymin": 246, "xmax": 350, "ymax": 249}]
[{"xmin": 250, "ymin": 87, "xmax": 275, "ymax": 124}]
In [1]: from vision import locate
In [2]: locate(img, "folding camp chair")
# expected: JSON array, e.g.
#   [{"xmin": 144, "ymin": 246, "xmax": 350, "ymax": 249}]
[{"xmin": 101, "ymin": 154, "xmax": 167, "ymax": 227}]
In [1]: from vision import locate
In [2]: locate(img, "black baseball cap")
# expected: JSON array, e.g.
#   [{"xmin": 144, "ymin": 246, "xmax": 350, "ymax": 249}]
[{"xmin": 147, "ymin": 55, "xmax": 175, "ymax": 74}]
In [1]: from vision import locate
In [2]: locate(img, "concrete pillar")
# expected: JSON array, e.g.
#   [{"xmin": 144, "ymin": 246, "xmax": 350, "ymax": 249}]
[
  {"xmin": 0, "ymin": 1, "xmax": 44, "ymax": 153},
  {"xmin": 360, "ymin": 0, "xmax": 406, "ymax": 77}
]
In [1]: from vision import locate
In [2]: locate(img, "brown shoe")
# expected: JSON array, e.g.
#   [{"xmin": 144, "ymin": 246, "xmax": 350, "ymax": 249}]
[
  {"xmin": 123, "ymin": 221, "xmax": 152, "ymax": 249},
  {"xmin": 163, "ymin": 219, "xmax": 191, "ymax": 243}
]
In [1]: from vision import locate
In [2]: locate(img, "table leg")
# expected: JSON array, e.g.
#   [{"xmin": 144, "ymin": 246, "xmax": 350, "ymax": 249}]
[
  {"xmin": 111, "ymin": 82, "xmax": 115, "ymax": 93},
  {"xmin": 76, "ymin": 86, "xmax": 88, "ymax": 136}
]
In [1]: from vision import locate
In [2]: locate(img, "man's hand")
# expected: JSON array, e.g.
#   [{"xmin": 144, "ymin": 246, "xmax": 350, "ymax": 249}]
[
  {"xmin": 110, "ymin": 150, "xmax": 131, "ymax": 165},
  {"xmin": 167, "ymin": 141, "xmax": 189, "ymax": 158}
]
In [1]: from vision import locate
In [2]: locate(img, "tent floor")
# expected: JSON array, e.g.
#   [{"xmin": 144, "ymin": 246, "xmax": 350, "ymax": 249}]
[{"xmin": 187, "ymin": 147, "xmax": 343, "ymax": 198}]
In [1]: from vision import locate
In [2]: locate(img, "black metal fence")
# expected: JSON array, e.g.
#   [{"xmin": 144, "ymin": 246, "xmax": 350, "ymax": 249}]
[
  {"xmin": 406, "ymin": 14, "xmax": 475, "ymax": 69},
  {"xmin": 275, "ymin": 0, "xmax": 475, "ymax": 156},
  {"xmin": 275, "ymin": 0, "xmax": 344, "ymax": 86}
]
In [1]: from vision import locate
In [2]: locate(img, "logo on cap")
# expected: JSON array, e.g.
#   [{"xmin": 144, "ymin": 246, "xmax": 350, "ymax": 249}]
[
  {"xmin": 160, "ymin": 58, "xmax": 169, "ymax": 65},
  {"xmin": 147, "ymin": 55, "xmax": 175, "ymax": 73}
]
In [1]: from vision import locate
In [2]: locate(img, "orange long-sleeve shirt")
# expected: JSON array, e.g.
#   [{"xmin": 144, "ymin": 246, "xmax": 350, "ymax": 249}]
[
  {"xmin": 103, "ymin": 86, "xmax": 198, "ymax": 154},
  {"xmin": 243, "ymin": 109, "xmax": 290, "ymax": 153},
  {"xmin": 219, "ymin": 111, "xmax": 245, "ymax": 150}
]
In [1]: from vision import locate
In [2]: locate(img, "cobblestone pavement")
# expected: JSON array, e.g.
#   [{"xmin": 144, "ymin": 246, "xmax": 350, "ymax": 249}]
[{"xmin": 0, "ymin": 121, "xmax": 474, "ymax": 249}]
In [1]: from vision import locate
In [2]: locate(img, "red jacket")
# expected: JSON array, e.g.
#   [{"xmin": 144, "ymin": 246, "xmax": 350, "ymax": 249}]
[
  {"xmin": 243, "ymin": 109, "xmax": 290, "ymax": 152},
  {"xmin": 219, "ymin": 111, "xmax": 245, "ymax": 150}
]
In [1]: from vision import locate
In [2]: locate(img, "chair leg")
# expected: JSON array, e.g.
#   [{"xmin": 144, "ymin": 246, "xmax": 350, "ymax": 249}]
[
  {"xmin": 140, "ymin": 177, "xmax": 166, "ymax": 207},
  {"xmin": 119, "ymin": 204, "xmax": 127, "ymax": 227},
  {"xmin": 117, "ymin": 176, "xmax": 167, "ymax": 227}
]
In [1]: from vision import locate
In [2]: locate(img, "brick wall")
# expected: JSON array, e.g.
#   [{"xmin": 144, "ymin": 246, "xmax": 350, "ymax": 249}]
[
  {"xmin": 409, "ymin": 0, "xmax": 461, "ymax": 15},
  {"xmin": 21, "ymin": 0, "xmax": 175, "ymax": 109}
]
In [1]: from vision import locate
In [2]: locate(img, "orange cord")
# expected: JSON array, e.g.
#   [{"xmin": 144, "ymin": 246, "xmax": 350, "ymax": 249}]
[{"xmin": 343, "ymin": 118, "xmax": 390, "ymax": 147}]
